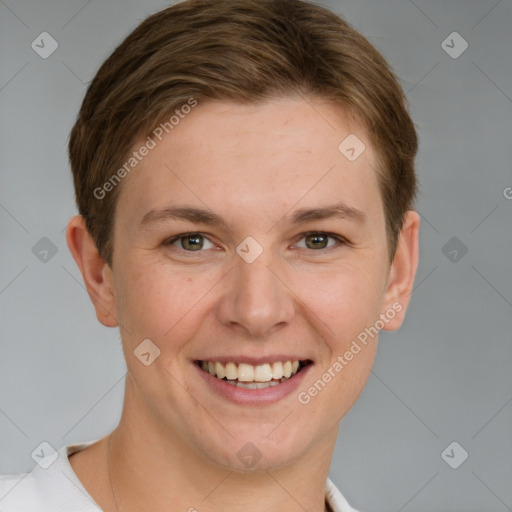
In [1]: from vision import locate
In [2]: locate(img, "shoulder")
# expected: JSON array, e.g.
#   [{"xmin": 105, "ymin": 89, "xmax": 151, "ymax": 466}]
[
  {"xmin": 326, "ymin": 477, "xmax": 362, "ymax": 512},
  {"xmin": 0, "ymin": 441, "xmax": 101, "ymax": 512},
  {"xmin": 0, "ymin": 471, "xmax": 40, "ymax": 512}
]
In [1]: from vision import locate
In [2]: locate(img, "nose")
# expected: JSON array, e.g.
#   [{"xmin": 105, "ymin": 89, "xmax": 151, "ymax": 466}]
[{"xmin": 216, "ymin": 249, "xmax": 295, "ymax": 338}]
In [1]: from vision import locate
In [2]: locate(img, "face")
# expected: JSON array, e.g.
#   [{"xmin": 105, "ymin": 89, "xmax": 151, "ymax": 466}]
[{"xmin": 102, "ymin": 97, "xmax": 407, "ymax": 470}]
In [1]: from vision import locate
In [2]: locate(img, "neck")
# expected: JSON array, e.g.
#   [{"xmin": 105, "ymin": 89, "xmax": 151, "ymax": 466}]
[{"xmin": 108, "ymin": 376, "xmax": 337, "ymax": 512}]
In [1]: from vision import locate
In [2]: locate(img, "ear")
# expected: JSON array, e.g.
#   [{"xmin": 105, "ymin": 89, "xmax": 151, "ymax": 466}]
[
  {"xmin": 65, "ymin": 215, "xmax": 118, "ymax": 327},
  {"xmin": 380, "ymin": 210, "xmax": 420, "ymax": 331}
]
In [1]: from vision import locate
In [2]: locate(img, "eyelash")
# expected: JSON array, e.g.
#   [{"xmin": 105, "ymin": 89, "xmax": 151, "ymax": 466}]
[{"xmin": 164, "ymin": 231, "xmax": 349, "ymax": 253}]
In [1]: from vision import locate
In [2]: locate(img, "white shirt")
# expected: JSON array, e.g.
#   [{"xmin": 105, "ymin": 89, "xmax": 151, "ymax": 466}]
[{"xmin": 0, "ymin": 440, "xmax": 359, "ymax": 512}]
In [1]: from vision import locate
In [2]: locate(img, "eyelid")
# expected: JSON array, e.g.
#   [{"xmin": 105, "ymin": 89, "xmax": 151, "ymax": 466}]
[
  {"xmin": 292, "ymin": 231, "xmax": 349, "ymax": 250},
  {"xmin": 164, "ymin": 231, "xmax": 350, "ymax": 252},
  {"xmin": 164, "ymin": 232, "xmax": 217, "ymax": 251}
]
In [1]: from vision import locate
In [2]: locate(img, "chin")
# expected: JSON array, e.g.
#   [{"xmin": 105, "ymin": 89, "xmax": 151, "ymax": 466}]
[{"xmin": 196, "ymin": 427, "xmax": 315, "ymax": 473}]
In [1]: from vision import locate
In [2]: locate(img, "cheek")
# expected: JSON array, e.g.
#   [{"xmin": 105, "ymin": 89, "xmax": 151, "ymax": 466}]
[
  {"xmin": 295, "ymin": 263, "xmax": 386, "ymax": 341},
  {"xmin": 331, "ymin": 346, "xmax": 376, "ymax": 416},
  {"xmin": 293, "ymin": 264, "xmax": 382, "ymax": 409},
  {"xmin": 113, "ymin": 261, "xmax": 220, "ymax": 344}
]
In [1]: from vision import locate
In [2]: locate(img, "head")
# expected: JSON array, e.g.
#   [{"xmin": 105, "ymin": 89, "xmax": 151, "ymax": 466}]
[{"xmin": 67, "ymin": 0, "xmax": 419, "ymax": 471}]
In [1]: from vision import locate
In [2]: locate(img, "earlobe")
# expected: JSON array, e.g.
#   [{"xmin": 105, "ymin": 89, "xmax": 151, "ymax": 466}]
[
  {"xmin": 66, "ymin": 215, "xmax": 119, "ymax": 328},
  {"xmin": 381, "ymin": 210, "xmax": 420, "ymax": 331}
]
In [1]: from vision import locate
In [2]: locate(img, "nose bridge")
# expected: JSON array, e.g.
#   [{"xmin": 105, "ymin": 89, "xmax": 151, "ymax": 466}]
[{"xmin": 217, "ymin": 248, "xmax": 295, "ymax": 336}]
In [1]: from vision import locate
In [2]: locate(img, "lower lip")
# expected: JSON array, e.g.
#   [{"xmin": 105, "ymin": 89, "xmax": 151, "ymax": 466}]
[{"xmin": 194, "ymin": 363, "xmax": 312, "ymax": 405}]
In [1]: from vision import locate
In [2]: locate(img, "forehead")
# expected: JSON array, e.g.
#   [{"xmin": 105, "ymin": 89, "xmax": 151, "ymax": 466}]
[{"xmin": 115, "ymin": 97, "xmax": 383, "ymax": 230}]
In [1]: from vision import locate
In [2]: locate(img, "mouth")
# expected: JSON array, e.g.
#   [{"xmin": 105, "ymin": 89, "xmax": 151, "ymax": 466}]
[{"xmin": 195, "ymin": 359, "xmax": 312, "ymax": 390}]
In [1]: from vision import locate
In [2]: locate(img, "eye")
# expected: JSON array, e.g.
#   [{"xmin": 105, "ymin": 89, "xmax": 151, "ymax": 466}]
[
  {"xmin": 166, "ymin": 233, "xmax": 215, "ymax": 251},
  {"xmin": 294, "ymin": 232, "xmax": 346, "ymax": 250}
]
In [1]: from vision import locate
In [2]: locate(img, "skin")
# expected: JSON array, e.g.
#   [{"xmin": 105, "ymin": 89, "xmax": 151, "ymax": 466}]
[{"xmin": 66, "ymin": 97, "xmax": 419, "ymax": 512}]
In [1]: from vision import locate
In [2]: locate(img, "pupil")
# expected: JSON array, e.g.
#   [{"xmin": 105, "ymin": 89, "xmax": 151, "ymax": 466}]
[
  {"xmin": 183, "ymin": 235, "xmax": 203, "ymax": 250},
  {"xmin": 307, "ymin": 234, "xmax": 327, "ymax": 249}
]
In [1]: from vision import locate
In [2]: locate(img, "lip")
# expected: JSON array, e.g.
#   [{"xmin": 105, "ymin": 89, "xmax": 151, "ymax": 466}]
[
  {"xmin": 195, "ymin": 355, "xmax": 311, "ymax": 366},
  {"xmin": 194, "ymin": 360, "xmax": 313, "ymax": 405}
]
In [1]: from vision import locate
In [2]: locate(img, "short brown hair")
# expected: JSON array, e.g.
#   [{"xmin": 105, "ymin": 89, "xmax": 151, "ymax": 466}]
[{"xmin": 69, "ymin": 0, "xmax": 418, "ymax": 266}]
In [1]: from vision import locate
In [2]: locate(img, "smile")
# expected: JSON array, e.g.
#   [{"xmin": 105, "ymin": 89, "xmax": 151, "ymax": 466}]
[{"xmin": 196, "ymin": 360, "xmax": 311, "ymax": 389}]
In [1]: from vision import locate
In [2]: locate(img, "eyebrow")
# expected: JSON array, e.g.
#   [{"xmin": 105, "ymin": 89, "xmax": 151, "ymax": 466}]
[
  {"xmin": 141, "ymin": 206, "xmax": 230, "ymax": 230},
  {"xmin": 140, "ymin": 202, "xmax": 366, "ymax": 229},
  {"xmin": 289, "ymin": 203, "xmax": 366, "ymax": 225}
]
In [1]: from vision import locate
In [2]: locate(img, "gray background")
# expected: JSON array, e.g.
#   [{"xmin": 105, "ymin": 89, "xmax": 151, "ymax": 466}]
[{"xmin": 1, "ymin": 0, "xmax": 511, "ymax": 511}]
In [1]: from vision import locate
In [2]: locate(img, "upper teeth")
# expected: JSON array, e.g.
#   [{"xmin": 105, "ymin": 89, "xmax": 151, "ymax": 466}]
[{"xmin": 201, "ymin": 360, "xmax": 301, "ymax": 382}]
